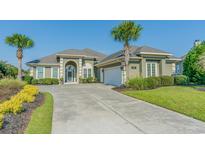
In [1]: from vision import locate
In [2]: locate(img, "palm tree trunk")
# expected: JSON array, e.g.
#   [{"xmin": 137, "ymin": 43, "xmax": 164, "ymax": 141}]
[
  {"xmin": 17, "ymin": 48, "xmax": 23, "ymax": 80},
  {"xmin": 124, "ymin": 44, "xmax": 130, "ymax": 83}
]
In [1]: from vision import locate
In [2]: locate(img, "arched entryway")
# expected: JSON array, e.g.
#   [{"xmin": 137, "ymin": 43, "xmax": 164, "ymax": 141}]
[{"xmin": 65, "ymin": 61, "xmax": 77, "ymax": 83}]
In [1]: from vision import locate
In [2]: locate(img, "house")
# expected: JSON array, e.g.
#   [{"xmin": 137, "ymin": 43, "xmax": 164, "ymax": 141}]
[{"xmin": 27, "ymin": 46, "xmax": 181, "ymax": 86}]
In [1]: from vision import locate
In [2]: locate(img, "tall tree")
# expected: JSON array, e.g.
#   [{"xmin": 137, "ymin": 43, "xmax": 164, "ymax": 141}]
[
  {"xmin": 5, "ymin": 34, "xmax": 34, "ymax": 80},
  {"xmin": 111, "ymin": 21, "xmax": 143, "ymax": 82},
  {"xmin": 183, "ymin": 42, "xmax": 205, "ymax": 84}
]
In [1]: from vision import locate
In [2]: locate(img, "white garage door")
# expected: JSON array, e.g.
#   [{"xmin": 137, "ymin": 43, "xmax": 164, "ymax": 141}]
[{"xmin": 104, "ymin": 66, "xmax": 122, "ymax": 86}]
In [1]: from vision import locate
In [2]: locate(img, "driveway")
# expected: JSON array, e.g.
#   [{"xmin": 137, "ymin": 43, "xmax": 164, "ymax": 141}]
[{"xmin": 39, "ymin": 84, "xmax": 205, "ymax": 134}]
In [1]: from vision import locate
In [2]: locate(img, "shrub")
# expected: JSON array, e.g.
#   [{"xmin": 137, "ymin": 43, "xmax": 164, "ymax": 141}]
[
  {"xmin": 0, "ymin": 114, "xmax": 3, "ymax": 129},
  {"xmin": 127, "ymin": 76, "xmax": 174, "ymax": 90},
  {"xmin": 174, "ymin": 75, "xmax": 189, "ymax": 85},
  {"xmin": 145, "ymin": 77, "xmax": 161, "ymax": 89},
  {"xmin": 41, "ymin": 78, "xmax": 52, "ymax": 85},
  {"xmin": 87, "ymin": 77, "xmax": 94, "ymax": 83},
  {"xmin": 0, "ymin": 61, "xmax": 18, "ymax": 79},
  {"xmin": 51, "ymin": 78, "xmax": 59, "ymax": 84},
  {"xmin": 126, "ymin": 77, "xmax": 147, "ymax": 90},
  {"xmin": 31, "ymin": 78, "xmax": 59, "ymax": 85},
  {"xmin": 160, "ymin": 76, "xmax": 174, "ymax": 86},
  {"xmin": 0, "ymin": 79, "xmax": 26, "ymax": 89},
  {"xmin": 23, "ymin": 75, "xmax": 33, "ymax": 84},
  {"xmin": 31, "ymin": 79, "xmax": 38, "ymax": 85},
  {"xmin": 79, "ymin": 77, "xmax": 97, "ymax": 83},
  {"xmin": 38, "ymin": 79, "xmax": 45, "ymax": 85}
]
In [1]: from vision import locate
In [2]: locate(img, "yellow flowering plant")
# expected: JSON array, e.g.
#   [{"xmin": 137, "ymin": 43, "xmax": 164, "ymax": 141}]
[
  {"xmin": 0, "ymin": 114, "xmax": 3, "ymax": 129},
  {"xmin": 0, "ymin": 85, "xmax": 39, "ymax": 115}
]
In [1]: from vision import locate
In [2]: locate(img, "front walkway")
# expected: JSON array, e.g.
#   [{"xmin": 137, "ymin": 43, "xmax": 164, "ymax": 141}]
[{"xmin": 39, "ymin": 84, "xmax": 205, "ymax": 134}]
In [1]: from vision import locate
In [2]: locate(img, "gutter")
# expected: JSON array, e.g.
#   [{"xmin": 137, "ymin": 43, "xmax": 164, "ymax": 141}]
[
  {"xmin": 139, "ymin": 52, "xmax": 173, "ymax": 56},
  {"xmin": 26, "ymin": 63, "xmax": 60, "ymax": 67}
]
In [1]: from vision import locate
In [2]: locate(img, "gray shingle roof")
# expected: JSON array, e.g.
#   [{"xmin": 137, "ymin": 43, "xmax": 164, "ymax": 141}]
[
  {"xmin": 27, "ymin": 48, "xmax": 106, "ymax": 65},
  {"xmin": 100, "ymin": 45, "xmax": 173, "ymax": 63},
  {"xmin": 57, "ymin": 48, "xmax": 106, "ymax": 59}
]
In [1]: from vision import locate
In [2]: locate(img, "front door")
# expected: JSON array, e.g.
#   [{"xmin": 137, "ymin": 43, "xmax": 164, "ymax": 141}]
[
  {"xmin": 65, "ymin": 64, "xmax": 76, "ymax": 83},
  {"xmin": 67, "ymin": 70, "xmax": 74, "ymax": 82}
]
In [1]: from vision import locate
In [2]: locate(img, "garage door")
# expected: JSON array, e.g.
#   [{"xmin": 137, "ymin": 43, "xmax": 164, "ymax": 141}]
[{"xmin": 104, "ymin": 66, "xmax": 122, "ymax": 86}]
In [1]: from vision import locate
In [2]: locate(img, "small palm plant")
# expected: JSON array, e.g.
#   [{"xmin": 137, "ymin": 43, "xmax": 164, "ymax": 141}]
[
  {"xmin": 5, "ymin": 34, "xmax": 34, "ymax": 80},
  {"xmin": 111, "ymin": 21, "xmax": 143, "ymax": 82}
]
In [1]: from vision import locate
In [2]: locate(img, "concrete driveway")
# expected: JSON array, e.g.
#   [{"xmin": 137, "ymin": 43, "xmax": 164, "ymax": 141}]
[{"xmin": 39, "ymin": 84, "xmax": 205, "ymax": 134}]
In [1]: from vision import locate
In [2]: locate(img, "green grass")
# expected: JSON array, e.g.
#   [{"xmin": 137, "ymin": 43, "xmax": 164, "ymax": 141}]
[
  {"xmin": 25, "ymin": 92, "xmax": 54, "ymax": 134},
  {"xmin": 123, "ymin": 86, "xmax": 205, "ymax": 122}
]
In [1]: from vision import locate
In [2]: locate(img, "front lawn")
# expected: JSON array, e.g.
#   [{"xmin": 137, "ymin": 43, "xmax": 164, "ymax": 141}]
[
  {"xmin": 25, "ymin": 92, "xmax": 54, "ymax": 134},
  {"xmin": 123, "ymin": 86, "xmax": 205, "ymax": 122}
]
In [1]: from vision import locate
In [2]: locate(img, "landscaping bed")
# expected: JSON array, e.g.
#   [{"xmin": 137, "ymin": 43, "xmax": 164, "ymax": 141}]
[{"xmin": 0, "ymin": 93, "xmax": 44, "ymax": 134}]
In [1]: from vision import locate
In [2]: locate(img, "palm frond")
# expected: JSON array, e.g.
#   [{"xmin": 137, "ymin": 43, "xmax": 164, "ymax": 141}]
[
  {"xmin": 5, "ymin": 33, "xmax": 34, "ymax": 49},
  {"xmin": 111, "ymin": 21, "xmax": 143, "ymax": 46}
]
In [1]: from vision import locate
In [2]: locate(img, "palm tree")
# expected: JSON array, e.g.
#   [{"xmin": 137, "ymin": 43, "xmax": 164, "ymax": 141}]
[
  {"xmin": 111, "ymin": 21, "xmax": 143, "ymax": 82},
  {"xmin": 5, "ymin": 34, "xmax": 34, "ymax": 80}
]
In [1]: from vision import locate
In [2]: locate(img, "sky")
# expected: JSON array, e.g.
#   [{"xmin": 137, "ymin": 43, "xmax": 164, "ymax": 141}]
[{"xmin": 0, "ymin": 20, "xmax": 205, "ymax": 69}]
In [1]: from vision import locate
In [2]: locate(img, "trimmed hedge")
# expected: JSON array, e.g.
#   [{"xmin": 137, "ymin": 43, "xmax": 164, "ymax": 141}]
[
  {"xmin": 126, "ymin": 77, "xmax": 147, "ymax": 90},
  {"xmin": 174, "ymin": 75, "xmax": 189, "ymax": 85},
  {"xmin": 160, "ymin": 76, "xmax": 174, "ymax": 86},
  {"xmin": 79, "ymin": 77, "xmax": 98, "ymax": 83},
  {"xmin": 127, "ymin": 76, "xmax": 175, "ymax": 90},
  {"xmin": 145, "ymin": 77, "xmax": 161, "ymax": 89},
  {"xmin": 31, "ymin": 78, "xmax": 59, "ymax": 85}
]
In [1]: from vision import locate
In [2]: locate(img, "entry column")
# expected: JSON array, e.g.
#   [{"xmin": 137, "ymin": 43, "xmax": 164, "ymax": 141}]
[
  {"xmin": 79, "ymin": 58, "xmax": 82, "ymax": 78},
  {"xmin": 60, "ymin": 57, "xmax": 64, "ymax": 78}
]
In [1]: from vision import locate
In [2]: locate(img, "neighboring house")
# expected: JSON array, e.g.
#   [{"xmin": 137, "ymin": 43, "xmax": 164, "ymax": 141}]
[{"xmin": 27, "ymin": 46, "xmax": 181, "ymax": 86}]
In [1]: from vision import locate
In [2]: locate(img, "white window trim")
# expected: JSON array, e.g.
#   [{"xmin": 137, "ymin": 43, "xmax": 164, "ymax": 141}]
[
  {"xmin": 172, "ymin": 63, "xmax": 176, "ymax": 74},
  {"xmin": 36, "ymin": 67, "xmax": 45, "ymax": 79},
  {"xmin": 83, "ymin": 68, "xmax": 93, "ymax": 78},
  {"xmin": 146, "ymin": 62, "xmax": 158, "ymax": 77},
  {"xmin": 51, "ymin": 67, "xmax": 59, "ymax": 79}
]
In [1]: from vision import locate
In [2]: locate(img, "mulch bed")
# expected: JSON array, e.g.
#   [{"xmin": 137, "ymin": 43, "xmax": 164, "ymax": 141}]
[
  {"xmin": 197, "ymin": 87, "xmax": 205, "ymax": 91},
  {"xmin": 0, "ymin": 94, "xmax": 44, "ymax": 134},
  {"xmin": 112, "ymin": 87, "xmax": 132, "ymax": 92}
]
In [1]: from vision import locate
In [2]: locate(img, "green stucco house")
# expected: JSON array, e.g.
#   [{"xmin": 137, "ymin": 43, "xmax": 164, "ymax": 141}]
[{"xmin": 27, "ymin": 46, "xmax": 181, "ymax": 86}]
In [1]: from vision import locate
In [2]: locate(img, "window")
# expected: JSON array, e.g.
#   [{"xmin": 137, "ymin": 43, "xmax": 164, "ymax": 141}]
[
  {"xmin": 52, "ymin": 67, "xmax": 59, "ymax": 78},
  {"xmin": 83, "ymin": 68, "xmax": 92, "ymax": 78},
  {"xmin": 176, "ymin": 64, "xmax": 180, "ymax": 74},
  {"xmin": 88, "ymin": 68, "xmax": 91, "ymax": 77},
  {"xmin": 172, "ymin": 63, "xmax": 176, "ymax": 74},
  {"xmin": 36, "ymin": 67, "xmax": 44, "ymax": 79},
  {"xmin": 146, "ymin": 63, "xmax": 157, "ymax": 77},
  {"xmin": 131, "ymin": 66, "xmax": 137, "ymax": 69},
  {"xmin": 83, "ymin": 68, "xmax": 87, "ymax": 78}
]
